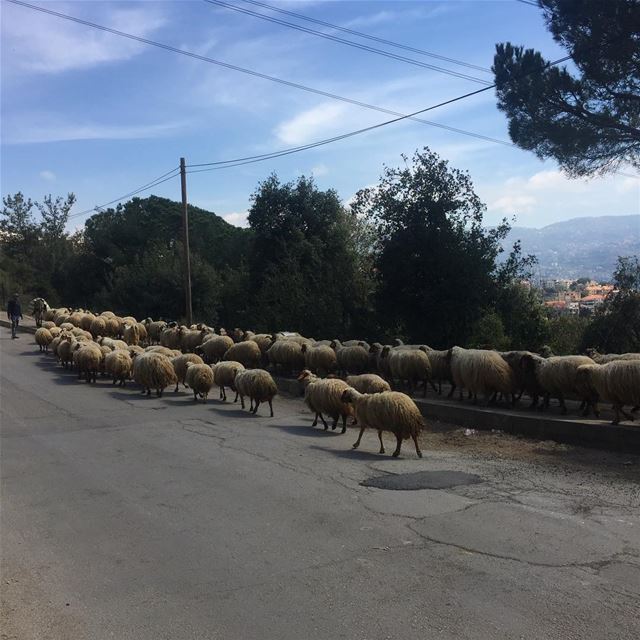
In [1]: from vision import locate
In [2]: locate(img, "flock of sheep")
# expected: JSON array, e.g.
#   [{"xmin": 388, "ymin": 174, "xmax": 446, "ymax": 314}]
[{"xmin": 31, "ymin": 307, "xmax": 640, "ymax": 459}]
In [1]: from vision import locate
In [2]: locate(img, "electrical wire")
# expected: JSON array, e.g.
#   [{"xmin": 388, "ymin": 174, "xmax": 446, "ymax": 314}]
[
  {"xmin": 68, "ymin": 168, "xmax": 180, "ymax": 220},
  {"xmin": 237, "ymin": 0, "xmax": 490, "ymax": 73},
  {"xmin": 202, "ymin": 0, "xmax": 492, "ymax": 85},
  {"xmin": 5, "ymin": 0, "xmax": 509, "ymax": 147}
]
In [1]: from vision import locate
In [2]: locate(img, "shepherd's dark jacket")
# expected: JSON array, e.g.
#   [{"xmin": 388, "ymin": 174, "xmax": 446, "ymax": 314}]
[{"xmin": 7, "ymin": 300, "xmax": 22, "ymax": 318}]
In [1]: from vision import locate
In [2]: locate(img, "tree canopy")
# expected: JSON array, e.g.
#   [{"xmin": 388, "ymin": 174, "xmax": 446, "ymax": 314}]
[{"xmin": 493, "ymin": 0, "xmax": 640, "ymax": 176}]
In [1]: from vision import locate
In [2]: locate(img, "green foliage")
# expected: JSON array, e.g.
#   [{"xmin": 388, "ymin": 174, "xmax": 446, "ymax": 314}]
[
  {"xmin": 247, "ymin": 175, "xmax": 372, "ymax": 337},
  {"xmin": 581, "ymin": 256, "xmax": 640, "ymax": 352},
  {"xmin": 493, "ymin": 0, "xmax": 640, "ymax": 176},
  {"xmin": 548, "ymin": 315, "xmax": 590, "ymax": 355},
  {"xmin": 468, "ymin": 311, "xmax": 511, "ymax": 351},
  {"xmin": 351, "ymin": 148, "xmax": 536, "ymax": 347}
]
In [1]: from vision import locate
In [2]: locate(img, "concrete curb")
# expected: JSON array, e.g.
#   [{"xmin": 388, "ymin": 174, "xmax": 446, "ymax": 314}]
[
  {"xmin": 0, "ymin": 318, "xmax": 37, "ymax": 335},
  {"xmin": 271, "ymin": 375, "xmax": 640, "ymax": 454}
]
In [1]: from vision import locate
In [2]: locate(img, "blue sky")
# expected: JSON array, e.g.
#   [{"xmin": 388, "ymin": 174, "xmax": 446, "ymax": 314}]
[{"xmin": 1, "ymin": 0, "xmax": 638, "ymax": 230}]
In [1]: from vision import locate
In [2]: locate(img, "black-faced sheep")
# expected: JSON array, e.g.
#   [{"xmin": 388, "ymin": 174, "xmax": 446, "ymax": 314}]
[{"xmin": 341, "ymin": 388, "xmax": 425, "ymax": 458}]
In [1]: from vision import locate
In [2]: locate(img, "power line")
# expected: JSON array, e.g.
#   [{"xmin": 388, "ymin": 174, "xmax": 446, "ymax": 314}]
[
  {"xmin": 203, "ymin": 0, "xmax": 491, "ymax": 85},
  {"xmin": 238, "ymin": 0, "xmax": 490, "ymax": 74},
  {"xmin": 68, "ymin": 168, "xmax": 180, "ymax": 220},
  {"xmin": 6, "ymin": 0, "xmax": 508, "ymax": 147}
]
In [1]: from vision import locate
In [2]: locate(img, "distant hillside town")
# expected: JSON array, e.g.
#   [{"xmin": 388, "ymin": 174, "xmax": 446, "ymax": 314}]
[{"xmin": 535, "ymin": 278, "xmax": 615, "ymax": 316}]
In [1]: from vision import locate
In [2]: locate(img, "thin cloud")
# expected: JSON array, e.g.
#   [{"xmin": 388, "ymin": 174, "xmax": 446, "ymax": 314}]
[
  {"xmin": 2, "ymin": 3, "xmax": 167, "ymax": 74},
  {"xmin": 223, "ymin": 211, "xmax": 249, "ymax": 228},
  {"xmin": 39, "ymin": 170, "xmax": 56, "ymax": 182}
]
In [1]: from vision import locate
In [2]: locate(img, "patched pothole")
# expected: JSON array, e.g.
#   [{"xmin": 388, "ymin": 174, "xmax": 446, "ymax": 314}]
[{"xmin": 361, "ymin": 470, "xmax": 483, "ymax": 491}]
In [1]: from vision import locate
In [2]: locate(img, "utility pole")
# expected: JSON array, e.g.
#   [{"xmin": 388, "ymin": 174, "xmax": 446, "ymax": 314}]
[{"xmin": 180, "ymin": 157, "xmax": 193, "ymax": 326}]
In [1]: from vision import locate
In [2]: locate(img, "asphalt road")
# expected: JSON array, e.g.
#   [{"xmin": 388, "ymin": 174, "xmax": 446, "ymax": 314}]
[{"xmin": 2, "ymin": 332, "xmax": 640, "ymax": 640}]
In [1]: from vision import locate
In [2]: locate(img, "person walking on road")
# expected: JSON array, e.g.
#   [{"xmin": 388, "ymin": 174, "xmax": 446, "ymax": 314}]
[{"xmin": 7, "ymin": 294, "xmax": 23, "ymax": 339}]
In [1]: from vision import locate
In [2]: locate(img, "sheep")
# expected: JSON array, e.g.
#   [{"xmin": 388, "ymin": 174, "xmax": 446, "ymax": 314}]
[
  {"xmin": 145, "ymin": 345, "xmax": 181, "ymax": 358},
  {"xmin": 331, "ymin": 340, "xmax": 369, "ymax": 376},
  {"xmin": 184, "ymin": 362, "xmax": 215, "ymax": 402},
  {"xmin": 128, "ymin": 345, "xmax": 145, "ymax": 357},
  {"xmin": 345, "ymin": 374, "xmax": 391, "ymax": 394},
  {"xmin": 160, "ymin": 324, "xmax": 182, "ymax": 350},
  {"xmin": 234, "ymin": 369, "xmax": 278, "ymax": 416},
  {"xmin": 54, "ymin": 314, "xmax": 71, "ymax": 327},
  {"xmin": 73, "ymin": 343, "xmax": 103, "ymax": 383},
  {"xmin": 34, "ymin": 327, "xmax": 53, "ymax": 353},
  {"xmin": 212, "ymin": 361, "xmax": 245, "ymax": 401},
  {"xmin": 90, "ymin": 316, "xmax": 107, "ymax": 338},
  {"xmin": 297, "ymin": 369, "xmax": 352, "ymax": 433},
  {"xmin": 172, "ymin": 353, "xmax": 205, "ymax": 392},
  {"xmin": 79, "ymin": 313, "xmax": 95, "ymax": 331},
  {"xmin": 123, "ymin": 323, "xmax": 140, "ymax": 346},
  {"xmin": 425, "ymin": 349, "xmax": 454, "ymax": 395},
  {"xmin": 249, "ymin": 334, "xmax": 274, "ymax": 363},
  {"xmin": 57, "ymin": 336, "xmax": 76, "ymax": 369},
  {"xmin": 49, "ymin": 326, "xmax": 62, "ymax": 338},
  {"xmin": 223, "ymin": 341, "xmax": 262, "ymax": 369},
  {"xmin": 585, "ymin": 349, "xmax": 640, "ymax": 364},
  {"xmin": 195, "ymin": 335, "xmax": 234, "ymax": 364},
  {"xmin": 577, "ymin": 360, "xmax": 640, "ymax": 424},
  {"xmin": 520, "ymin": 353, "xmax": 595, "ymax": 414},
  {"xmin": 72, "ymin": 328, "xmax": 93, "ymax": 341},
  {"xmin": 500, "ymin": 350, "xmax": 542, "ymax": 406},
  {"xmin": 266, "ymin": 339, "xmax": 305, "ymax": 375},
  {"xmin": 181, "ymin": 328, "xmax": 208, "ymax": 353},
  {"xmin": 448, "ymin": 346, "xmax": 517, "ymax": 405},
  {"xmin": 41, "ymin": 320, "xmax": 56, "ymax": 330},
  {"xmin": 341, "ymin": 388, "xmax": 425, "ymax": 458},
  {"xmin": 135, "ymin": 322, "xmax": 148, "ymax": 346},
  {"xmin": 301, "ymin": 344, "xmax": 338, "ymax": 377},
  {"xmin": 144, "ymin": 319, "xmax": 166, "ymax": 344},
  {"xmin": 381, "ymin": 346, "xmax": 434, "ymax": 397},
  {"xmin": 132, "ymin": 352, "xmax": 178, "ymax": 397},
  {"xmin": 104, "ymin": 349, "xmax": 133, "ymax": 386}
]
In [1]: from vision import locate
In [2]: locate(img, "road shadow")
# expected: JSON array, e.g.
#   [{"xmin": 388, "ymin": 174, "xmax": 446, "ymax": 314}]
[
  {"xmin": 308, "ymin": 444, "xmax": 394, "ymax": 461},
  {"xmin": 268, "ymin": 423, "xmax": 344, "ymax": 438}
]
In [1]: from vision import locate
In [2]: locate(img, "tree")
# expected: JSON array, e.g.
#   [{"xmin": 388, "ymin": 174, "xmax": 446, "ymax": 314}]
[
  {"xmin": 1, "ymin": 192, "xmax": 39, "ymax": 254},
  {"xmin": 493, "ymin": 0, "xmax": 640, "ymax": 176},
  {"xmin": 581, "ymin": 256, "xmax": 640, "ymax": 352},
  {"xmin": 247, "ymin": 175, "xmax": 371, "ymax": 337},
  {"xmin": 350, "ymin": 148, "xmax": 535, "ymax": 347}
]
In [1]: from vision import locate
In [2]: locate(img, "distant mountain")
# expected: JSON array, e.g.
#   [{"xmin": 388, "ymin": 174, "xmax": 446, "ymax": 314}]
[{"xmin": 500, "ymin": 215, "xmax": 640, "ymax": 281}]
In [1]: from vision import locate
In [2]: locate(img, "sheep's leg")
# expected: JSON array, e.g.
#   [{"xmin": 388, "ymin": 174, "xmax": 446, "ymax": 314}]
[
  {"xmin": 268, "ymin": 399, "xmax": 274, "ymax": 418},
  {"xmin": 378, "ymin": 430, "xmax": 385, "ymax": 454},
  {"xmin": 252, "ymin": 399, "xmax": 258, "ymax": 414},
  {"xmin": 233, "ymin": 390, "xmax": 239, "ymax": 403},
  {"xmin": 411, "ymin": 432, "xmax": 422, "ymax": 458},
  {"xmin": 429, "ymin": 380, "xmax": 438, "ymax": 394},
  {"xmin": 341, "ymin": 413, "xmax": 347, "ymax": 434},
  {"xmin": 619, "ymin": 406, "xmax": 635, "ymax": 422},
  {"xmin": 319, "ymin": 413, "xmax": 329, "ymax": 430},
  {"xmin": 174, "ymin": 381, "xmax": 179, "ymax": 393},
  {"xmin": 112, "ymin": 378, "xmax": 117, "ymax": 385},
  {"xmin": 331, "ymin": 415, "xmax": 338, "ymax": 431},
  {"xmin": 312, "ymin": 413, "xmax": 319, "ymax": 426},
  {"xmin": 559, "ymin": 395, "xmax": 567, "ymax": 415},
  {"xmin": 352, "ymin": 426, "xmax": 366, "ymax": 450},
  {"xmin": 239, "ymin": 394, "xmax": 245, "ymax": 410},
  {"xmin": 193, "ymin": 390, "xmax": 198, "ymax": 401},
  {"xmin": 392, "ymin": 433, "xmax": 403, "ymax": 458},
  {"xmin": 220, "ymin": 386, "xmax": 225, "ymax": 401},
  {"xmin": 612, "ymin": 405, "xmax": 621, "ymax": 425}
]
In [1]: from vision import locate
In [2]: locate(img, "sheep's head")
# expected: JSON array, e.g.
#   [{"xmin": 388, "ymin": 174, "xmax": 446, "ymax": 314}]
[
  {"xmin": 297, "ymin": 369, "xmax": 315, "ymax": 385},
  {"xmin": 301, "ymin": 343, "xmax": 308, "ymax": 353},
  {"xmin": 330, "ymin": 339, "xmax": 339, "ymax": 349},
  {"xmin": 380, "ymin": 345, "xmax": 391, "ymax": 359},
  {"xmin": 341, "ymin": 388, "xmax": 358, "ymax": 404},
  {"xmin": 369, "ymin": 343, "xmax": 381, "ymax": 354},
  {"xmin": 519, "ymin": 353, "xmax": 540, "ymax": 373}
]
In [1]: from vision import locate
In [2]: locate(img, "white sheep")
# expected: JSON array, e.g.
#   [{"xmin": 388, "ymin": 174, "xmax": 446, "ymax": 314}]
[
  {"xmin": 449, "ymin": 346, "xmax": 517, "ymax": 404},
  {"xmin": 301, "ymin": 344, "xmax": 337, "ymax": 377},
  {"xmin": 381, "ymin": 346, "xmax": 433, "ymax": 397},
  {"xmin": 577, "ymin": 360, "xmax": 640, "ymax": 424},
  {"xmin": 223, "ymin": 341, "xmax": 262, "ymax": 369},
  {"xmin": 341, "ymin": 388, "xmax": 425, "ymax": 458},
  {"xmin": 184, "ymin": 362, "xmax": 215, "ymax": 402},
  {"xmin": 266, "ymin": 339, "xmax": 305, "ymax": 375},
  {"xmin": 212, "ymin": 360, "xmax": 245, "ymax": 401},
  {"xmin": 172, "ymin": 353, "xmax": 205, "ymax": 392},
  {"xmin": 133, "ymin": 352, "xmax": 178, "ymax": 397},
  {"xmin": 297, "ymin": 369, "xmax": 352, "ymax": 433},
  {"xmin": 105, "ymin": 349, "xmax": 133, "ymax": 386},
  {"xmin": 345, "ymin": 374, "xmax": 391, "ymax": 394},
  {"xmin": 34, "ymin": 327, "xmax": 53, "ymax": 352},
  {"xmin": 331, "ymin": 340, "xmax": 369, "ymax": 376},
  {"xmin": 520, "ymin": 353, "xmax": 595, "ymax": 414},
  {"xmin": 234, "ymin": 369, "xmax": 278, "ymax": 416},
  {"xmin": 195, "ymin": 335, "xmax": 234, "ymax": 364}
]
